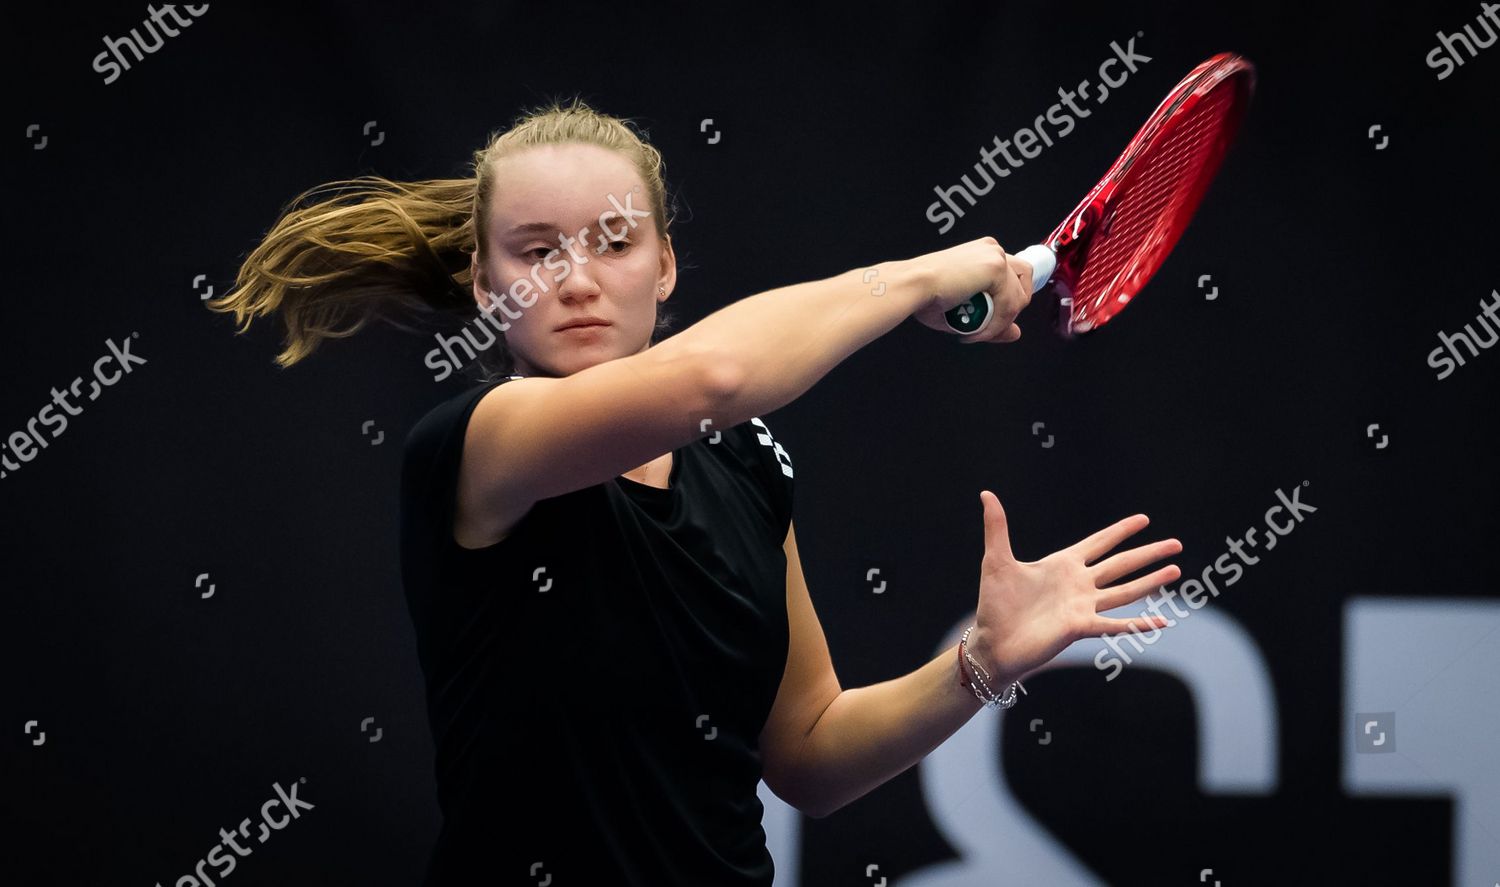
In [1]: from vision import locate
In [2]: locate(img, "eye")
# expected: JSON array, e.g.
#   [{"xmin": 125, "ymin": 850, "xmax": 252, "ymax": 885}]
[
  {"xmin": 597, "ymin": 238, "xmax": 631, "ymax": 255},
  {"xmin": 523, "ymin": 246, "xmax": 552, "ymax": 260}
]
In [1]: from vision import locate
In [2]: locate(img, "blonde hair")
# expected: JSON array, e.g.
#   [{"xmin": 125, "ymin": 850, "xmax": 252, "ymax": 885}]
[{"xmin": 206, "ymin": 95, "xmax": 678, "ymax": 374}]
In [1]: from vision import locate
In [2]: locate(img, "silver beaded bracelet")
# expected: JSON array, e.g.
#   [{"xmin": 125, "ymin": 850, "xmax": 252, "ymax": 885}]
[{"xmin": 959, "ymin": 624, "xmax": 1023, "ymax": 710}]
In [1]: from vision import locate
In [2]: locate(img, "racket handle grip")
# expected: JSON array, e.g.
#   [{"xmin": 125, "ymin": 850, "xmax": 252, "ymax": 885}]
[{"xmin": 943, "ymin": 243, "xmax": 1057, "ymax": 335}]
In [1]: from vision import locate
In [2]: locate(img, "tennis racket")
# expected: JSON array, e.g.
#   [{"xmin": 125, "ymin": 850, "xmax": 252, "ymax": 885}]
[{"xmin": 944, "ymin": 51, "xmax": 1256, "ymax": 338}]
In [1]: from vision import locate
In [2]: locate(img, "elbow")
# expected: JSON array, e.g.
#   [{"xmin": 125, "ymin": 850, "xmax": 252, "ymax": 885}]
[
  {"xmin": 697, "ymin": 349, "xmax": 744, "ymax": 413},
  {"xmin": 779, "ymin": 791, "xmax": 835, "ymax": 821},
  {"xmin": 802, "ymin": 790, "xmax": 847, "ymax": 819},
  {"xmin": 766, "ymin": 772, "xmax": 839, "ymax": 820}
]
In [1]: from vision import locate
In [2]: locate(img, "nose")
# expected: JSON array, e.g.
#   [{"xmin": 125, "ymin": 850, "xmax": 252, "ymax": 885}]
[{"xmin": 554, "ymin": 249, "xmax": 603, "ymax": 306}]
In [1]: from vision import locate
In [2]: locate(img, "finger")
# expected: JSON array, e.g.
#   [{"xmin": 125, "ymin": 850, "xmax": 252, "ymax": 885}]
[
  {"xmin": 1094, "ymin": 564, "xmax": 1181, "ymax": 612},
  {"xmin": 1007, "ymin": 256, "xmax": 1034, "ymax": 298},
  {"xmin": 979, "ymin": 490, "xmax": 1016, "ymax": 565},
  {"xmin": 959, "ymin": 321, "xmax": 1020, "ymax": 344},
  {"xmin": 1090, "ymin": 613, "xmax": 1172, "ymax": 635},
  {"xmin": 1091, "ymin": 538, "xmax": 1183, "ymax": 586},
  {"xmin": 1072, "ymin": 514, "xmax": 1151, "ymax": 563},
  {"xmin": 958, "ymin": 325, "xmax": 993, "ymax": 344}
]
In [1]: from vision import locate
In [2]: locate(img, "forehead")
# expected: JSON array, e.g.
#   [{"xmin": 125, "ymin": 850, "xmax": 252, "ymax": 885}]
[{"xmin": 488, "ymin": 143, "xmax": 648, "ymax": 235}]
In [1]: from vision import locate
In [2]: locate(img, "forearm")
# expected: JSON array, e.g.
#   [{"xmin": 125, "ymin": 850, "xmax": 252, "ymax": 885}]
[
  {"xmin": 791, "ymin": 641, "xmax": 1021, "ymax": 819},
  {"xmin": 659, "ymin": 260, "xmax": 930, "ymax": 424}
]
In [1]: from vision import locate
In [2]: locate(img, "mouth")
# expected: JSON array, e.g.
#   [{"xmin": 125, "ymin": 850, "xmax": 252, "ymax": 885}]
[{"xmin": 555, "ymin": 319, "xmax": 611, "ymax": 333}]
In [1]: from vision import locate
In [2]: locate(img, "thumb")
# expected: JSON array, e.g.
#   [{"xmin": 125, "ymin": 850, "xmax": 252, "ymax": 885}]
[{"xmin": 980, "ymin": 490, "xmax": 1016, "ymax": 564}]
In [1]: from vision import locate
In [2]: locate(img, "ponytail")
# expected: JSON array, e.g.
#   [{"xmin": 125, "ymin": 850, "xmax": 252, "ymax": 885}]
[
  {"xmin": 209, "ymin": 95, "xmax": 678, "ymax": 374},
  {"xmin": 206, "ymin": 176, "xmax": 476, "ymax": 368}
]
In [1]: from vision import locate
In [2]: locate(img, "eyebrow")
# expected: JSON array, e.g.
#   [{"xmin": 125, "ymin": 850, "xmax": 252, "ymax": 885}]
[
  {"xmin": 503, "ymin": 213, "xmax": 639, "ymax": 238},
  {"xmin": 504, "ymin": 221, "xmax": 566, "ymax": 237}
]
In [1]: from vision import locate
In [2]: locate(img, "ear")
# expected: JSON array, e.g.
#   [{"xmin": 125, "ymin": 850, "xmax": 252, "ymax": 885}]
[
  {"xmin": 657, "ymin": 235, "xmax": 678, "ymax": 302},
  {"xmin": 471, "ymin": 253, "xmax": 493, "ymax": 310}
]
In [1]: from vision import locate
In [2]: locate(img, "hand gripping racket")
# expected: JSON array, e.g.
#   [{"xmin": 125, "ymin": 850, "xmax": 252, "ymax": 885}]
[{"xmin": 944, "ymin": 52, "xmax": 1256, "ymax": 338}]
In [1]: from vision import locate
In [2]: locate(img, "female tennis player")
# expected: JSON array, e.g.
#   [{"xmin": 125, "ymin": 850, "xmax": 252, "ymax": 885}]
[{"xmin": 207, "ymin": 97, "xmax": 1182, "ymax": 886}]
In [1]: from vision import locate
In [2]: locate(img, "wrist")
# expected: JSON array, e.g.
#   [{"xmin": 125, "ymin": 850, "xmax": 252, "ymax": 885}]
[
  {"xmin": 966, "ymin": 624, "xmax": 1019, "ymax": 688},
  {"xmin": 958, "ymin": 624, "xmax": 1023, "ymax": 709},
  {"xmin": 873, "ymin": 257, "xmax": 934, "ymax": 317}
]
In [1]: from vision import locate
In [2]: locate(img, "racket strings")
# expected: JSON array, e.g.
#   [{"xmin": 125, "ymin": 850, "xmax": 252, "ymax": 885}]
[{"xmin": 1072, "ymin": 85, "xmax": 1239, "ymax": 322}]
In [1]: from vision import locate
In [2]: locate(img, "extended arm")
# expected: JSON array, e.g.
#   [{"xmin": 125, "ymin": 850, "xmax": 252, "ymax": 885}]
[
  {"xmin": 758, "ymin": 521, "xmax": 996, "ymax": 819},
  {"xmin": 759, "ymin": 494, "xmax": 1182, "ymax": 820}
]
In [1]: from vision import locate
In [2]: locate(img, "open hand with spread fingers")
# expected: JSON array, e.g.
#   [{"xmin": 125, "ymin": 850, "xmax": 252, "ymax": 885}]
[{"xmin": 967, "ymin": 490, "xmax": 1183, "ymax": 686}]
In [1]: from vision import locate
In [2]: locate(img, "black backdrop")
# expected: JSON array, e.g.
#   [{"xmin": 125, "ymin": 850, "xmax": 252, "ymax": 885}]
[{"xmin": 8, "ymin": 2, "xmax": 1498, "ymax": 885}]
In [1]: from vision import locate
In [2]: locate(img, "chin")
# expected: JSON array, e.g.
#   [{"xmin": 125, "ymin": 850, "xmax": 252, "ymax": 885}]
[{"xmin": 554, "ymin": 351, "xmax": 620, "ymax": 376}]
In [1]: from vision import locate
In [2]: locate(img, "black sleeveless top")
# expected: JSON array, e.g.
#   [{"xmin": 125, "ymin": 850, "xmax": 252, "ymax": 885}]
[{"xmin": 399, "ymin": 376, "xmax": 794, "ymax": 885}]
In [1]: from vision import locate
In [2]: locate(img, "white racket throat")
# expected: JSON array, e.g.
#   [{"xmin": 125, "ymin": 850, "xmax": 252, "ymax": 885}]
[{"xmin": 1014, "ymin": 243, "xmax": 1057, "ymax": 293}]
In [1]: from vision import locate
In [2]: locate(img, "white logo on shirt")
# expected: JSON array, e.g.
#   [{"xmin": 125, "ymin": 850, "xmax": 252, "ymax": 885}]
[{"xmin": 749, "ymin": 417, "xmax": 794, "ymax": 478}]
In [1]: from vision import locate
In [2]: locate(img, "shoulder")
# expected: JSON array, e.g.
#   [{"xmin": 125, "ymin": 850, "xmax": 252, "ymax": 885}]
[
  {"xmin": 710, "ymin": 415, "xmax": 794, "ymax": 479},
  {"xmin": 403, "ymin": 377, "xmax": 519, "ymax": 461},
  {"xmin": 399, "ymin": 376, "xmax": 523, "ymax": 510},
  {"xmin": 742, "ymin": 416, "xmax": 794, "ymax": 480},
  {"xmin": 713, "ymin": 414, "xmax": 795, "ymax": 537}
]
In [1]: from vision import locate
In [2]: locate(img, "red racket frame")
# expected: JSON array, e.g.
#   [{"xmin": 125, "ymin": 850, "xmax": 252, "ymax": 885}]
[{"xmin": 1045, "ymin": 52, "xmax": 1256, "ymax": 336}]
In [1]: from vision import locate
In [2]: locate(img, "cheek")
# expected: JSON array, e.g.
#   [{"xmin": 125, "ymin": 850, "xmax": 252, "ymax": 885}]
[
  {"xmin": 489, "ymin": 262, "xmax": 555, "ymax": 309},
  {"xmin": 493, "ymin": 257, "xmax": 536, "ymax": 287},
  {"xmin": 613, "ymin": 250, "xmax": 660, "ymax": 288}
]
